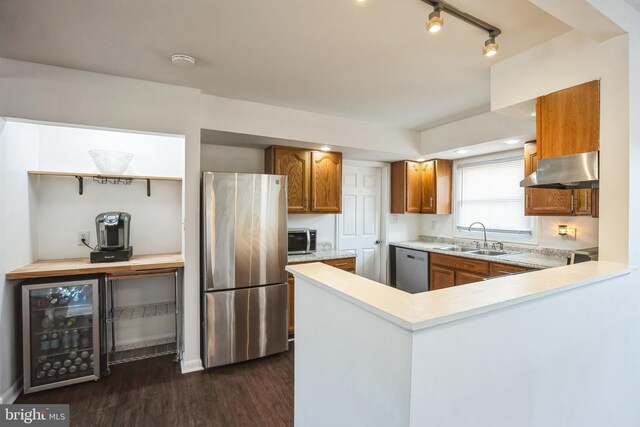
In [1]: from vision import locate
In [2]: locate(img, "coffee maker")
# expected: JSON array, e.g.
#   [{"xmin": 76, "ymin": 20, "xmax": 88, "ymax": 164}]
[{"xmin": 90, "ymin": 212, "xmax": 133, "ymax": 263}]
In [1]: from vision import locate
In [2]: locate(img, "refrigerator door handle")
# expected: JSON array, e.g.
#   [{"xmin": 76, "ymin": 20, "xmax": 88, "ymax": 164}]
[{"xmin": 203, "ymin": 173, "xmax": 215, "ymax": 291}]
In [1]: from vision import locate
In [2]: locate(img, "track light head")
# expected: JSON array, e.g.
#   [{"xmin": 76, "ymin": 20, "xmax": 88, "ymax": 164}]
[
  {"xmin": 483, "ymin": 37, "xmax": 499, "ymax": 57},
  {"xmin": 426, "ymin": 4, "xmax": 444, "ymax": 33}
]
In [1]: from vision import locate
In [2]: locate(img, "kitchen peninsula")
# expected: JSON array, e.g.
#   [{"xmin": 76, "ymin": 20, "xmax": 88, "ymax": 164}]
[{"xmin": 288, "ymin": 261, "xmax": 637, "ymax": 427}]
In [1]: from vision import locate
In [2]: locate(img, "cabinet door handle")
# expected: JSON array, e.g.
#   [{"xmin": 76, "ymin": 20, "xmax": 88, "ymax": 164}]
[
  {"xmin": 571, "ymin": 194, "xmax": 575, "ymax": 212},
  {"xmin": 333, "ymin": 262, "xmax": 349, "ymax": 267},
  {"xmin": 526, "ymin": 193, "xmax": 530, "ymax": 209},
  {"xmin": 585, "ymin": 192, "xmax": 590, "ymax": 210},
  {"xmin": 430, "ymin": 197, "xmax": 433, "ymax": 208}
]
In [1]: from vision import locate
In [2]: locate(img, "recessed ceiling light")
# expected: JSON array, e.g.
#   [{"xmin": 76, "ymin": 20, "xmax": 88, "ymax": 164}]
[
  {"xmin": 320, "ymin": 146, "xmax": 331, "ymax": 152},
  {"xmin": 171, "ymin": 54, "xmax": 195, "ymax": 67},
  {"xmin": 455, "ymin": 149, "xmax": 469, "ymax": 154},
  {"xmin": 504, "ymin": 139, "xmax": 521, "ymax": 145},
  {"xmin": 530, "ymin": 112, "xmax": 537, "ymax": 117},
  {"xmin": 416, "ymin": 158, "xmax": 426, "ymax": 162}
]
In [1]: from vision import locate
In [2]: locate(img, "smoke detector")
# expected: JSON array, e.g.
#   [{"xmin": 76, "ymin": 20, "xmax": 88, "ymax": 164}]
[{"xmin": 171, "ymin": 54, "xmax": 195, "ymax": 67}]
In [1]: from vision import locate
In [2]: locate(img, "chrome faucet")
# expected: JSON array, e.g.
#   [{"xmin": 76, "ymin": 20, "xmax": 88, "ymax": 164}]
[{"xmin": 468, "ymin": 222, "xmax": 488, "ymax": 249}]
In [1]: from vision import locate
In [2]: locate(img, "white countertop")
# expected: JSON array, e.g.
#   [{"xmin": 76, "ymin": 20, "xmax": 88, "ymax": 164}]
[
  {"xmin": 286, "ymin": 261, "xmax": 634, "ymax": 331},
  {"xmin": 391, "ymin": 240, "xmax": 567, "ymax": 269},
  {"xmin": 288, "ymin": 250, "xmax": 355, "ymax": 264}
]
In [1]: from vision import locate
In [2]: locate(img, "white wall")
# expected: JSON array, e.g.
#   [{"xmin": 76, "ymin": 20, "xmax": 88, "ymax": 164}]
[
  {"xmin": 295, "ymin": 276, "xmax": 413, "ymax": 427},
  {"xmin": 200, "ymin": 94, "xmax": 421, "ymax": 158},
  {"xmin": 420, "ymin": 112, "xmax": 534, "ymax": 155},
  {"xmin": 31, "ymin": 122, "xmax": 184, "ymax": 259},
  {"xmin": 388, "ymin": 215, "xmax": 422, "ymax": 243},
  {"xmin": 491, "ymin": 31, "xmax": 629, "ymax": 262},
  {"xmin": 200, "ymin": 144, "xmax": 264, "ymax": 174},
  {"xmin": 293, "ymin": 265, "xmax": 640, "ymax": 426},
  {"xmin": 0, "ymin": 57, "xmax": 205, "ymax": 386},
  {"xmin": 409, "ymin": 271, "xmax": 640, "ymax": 426},
  {"xmin": 0, "ymin": 121, "xmax": 40, "ymax": 402},
  {"xmin": 37, "ymin": 124, "xmax": 184, "ymax": 177}
]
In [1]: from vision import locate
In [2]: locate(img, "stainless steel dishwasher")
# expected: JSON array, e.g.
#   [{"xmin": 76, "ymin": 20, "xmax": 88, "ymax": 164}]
[{"xmin": 395, "ymin": 247, "xmax": 429, "ymax": 294}]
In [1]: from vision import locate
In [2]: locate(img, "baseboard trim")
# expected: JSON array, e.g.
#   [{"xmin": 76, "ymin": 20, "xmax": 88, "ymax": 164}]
[
  {"xmin": 1, "ymin": 377, "xmax": 23, "ymax": 404},
  {"xmin": 180, "ymin": 358, "xmax": 203, "ymax": 374}
]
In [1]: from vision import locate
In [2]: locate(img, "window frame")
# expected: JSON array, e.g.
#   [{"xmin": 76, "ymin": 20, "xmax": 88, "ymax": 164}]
[{"xmin": 452, "ymin": 150, "xmax": 538, "ymax": 245}]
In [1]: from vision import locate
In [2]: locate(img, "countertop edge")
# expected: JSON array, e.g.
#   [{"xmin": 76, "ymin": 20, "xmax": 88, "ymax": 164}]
[
  {"xmin": 5, "ymin": 254, "xmax": 185, "ymax": 281},
  {"xmin": 288, "ymin": 251, "xmax": 356, "ymax": 264},
  {"xmin": 287, "ymin": 262, "xmax": 636, "ymax": 332}
]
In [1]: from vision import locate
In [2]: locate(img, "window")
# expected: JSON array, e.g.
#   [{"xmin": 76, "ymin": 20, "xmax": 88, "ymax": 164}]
[{"xmin": 454, "ymin": 153, "xmax": 535, "ymax": 242}]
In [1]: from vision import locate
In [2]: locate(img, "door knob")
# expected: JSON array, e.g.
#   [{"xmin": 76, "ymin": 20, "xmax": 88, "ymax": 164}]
[{"xmin": 375, "ymin": 240, "xmax": 382, "ymax": 244}]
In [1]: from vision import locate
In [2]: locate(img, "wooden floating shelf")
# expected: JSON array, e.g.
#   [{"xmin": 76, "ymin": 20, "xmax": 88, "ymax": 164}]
[
  {"xmin": 28, "ymin": 170, "xmax": 182, "ymax": 196},
  {"xmin": 28, "ymin": 171, "xmax": 182, "ymax": 181}
]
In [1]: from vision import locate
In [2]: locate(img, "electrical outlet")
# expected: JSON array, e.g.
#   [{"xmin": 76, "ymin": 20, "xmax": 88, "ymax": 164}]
[{"xmin": 78, "ymin": 231, "xmax": 90, "ymax": 246}]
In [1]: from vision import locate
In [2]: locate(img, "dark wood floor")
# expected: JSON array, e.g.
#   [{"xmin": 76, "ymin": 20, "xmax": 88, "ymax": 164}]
[{"xmin": 16, "ymin": 346, "xmax": 294, "ymax": 427}]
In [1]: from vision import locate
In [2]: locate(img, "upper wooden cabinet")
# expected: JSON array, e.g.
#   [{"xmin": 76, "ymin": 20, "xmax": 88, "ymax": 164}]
[
  {"xmin": 265, "ymin": 146, "xmax": 310, "ymax": 213},
  {"xmin": 265, "ymin": 146, "xmax": 342, "ymax": 214},
  {"xmin": 537, "ymin": 80, "xmax": 600, "ymax": 159},
  {"xmin": 523, "ymin": 141, "xmax": 597, "ymax": 217},
  {"xmin": 310, "ymin": 151, "xmax": 342, "ymax": 213},
  {"xmin": 391, "ymin": 159, "xmax": 452, "ymax": 215},
  {"xmin": 421, "ymin": 160, "xmax": 451, "ymax": 214}
]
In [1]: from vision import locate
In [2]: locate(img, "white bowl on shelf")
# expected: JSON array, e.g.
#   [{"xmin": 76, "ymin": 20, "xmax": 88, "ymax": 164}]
[{"xmin": 89, "ymin": 150, "xmax": 134, "ymax": 175}]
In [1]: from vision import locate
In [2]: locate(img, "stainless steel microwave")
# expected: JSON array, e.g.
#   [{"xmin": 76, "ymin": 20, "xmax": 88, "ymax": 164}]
[{"xmin": 288, "ymin": 229, "xmax": 317, "ymax": 255}]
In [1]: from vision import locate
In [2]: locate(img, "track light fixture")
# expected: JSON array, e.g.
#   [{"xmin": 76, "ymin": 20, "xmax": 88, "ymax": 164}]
[
  {"xmin": 419, "ymin": 0, "xmax": 502, "ymax": 57},
  {"xmin": 483, "ymin": 34, "xmax": 499, "ymax": 57},
  {"xmin": 426, "ymin": 3, "xmax": 444, "ymax": 33}
]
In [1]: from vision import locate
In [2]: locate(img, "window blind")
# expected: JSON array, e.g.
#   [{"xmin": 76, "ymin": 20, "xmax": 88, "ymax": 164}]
[{"xmin": 456, "ymin": 157, "xmax": 532, "ymax": 236}]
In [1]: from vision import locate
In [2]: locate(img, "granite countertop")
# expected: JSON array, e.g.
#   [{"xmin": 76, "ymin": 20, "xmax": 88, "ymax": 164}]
[
  {"xmin": 390, "ymin": 240, "xmax": 567, "ymax": 270},
  {"xmin": 289, "ymin": 250, "xmax": 356, "ymax": 264}
]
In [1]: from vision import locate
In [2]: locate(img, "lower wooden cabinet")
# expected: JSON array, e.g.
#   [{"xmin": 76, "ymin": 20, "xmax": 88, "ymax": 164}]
[
  {"xmin": 429, "ymin": 265, "xmax": 455, "ymax": 290},
  {"xmin": 455, "ymin": 271, "xmax": 486, "ymax": 286},
  {"xmin": 287, "ymin": 257, "xmax": 356, "ymax": 335},
  {"xmin": 429, "ymin": 253, "xmax": 531, "ymax": 290}
]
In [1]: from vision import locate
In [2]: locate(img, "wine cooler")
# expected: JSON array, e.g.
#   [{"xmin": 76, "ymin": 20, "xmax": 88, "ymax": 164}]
[{"xmin": 22, "ymin": 276, "xmax": 104, "ymax": 393}]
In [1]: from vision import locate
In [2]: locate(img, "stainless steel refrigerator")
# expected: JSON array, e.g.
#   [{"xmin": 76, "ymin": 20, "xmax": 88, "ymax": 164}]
[{"xmin": 201, "ymin": 172, "xmax": 289, "ymax": 368}]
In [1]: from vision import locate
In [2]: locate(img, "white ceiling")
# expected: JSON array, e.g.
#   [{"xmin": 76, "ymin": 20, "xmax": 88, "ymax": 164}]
[
  {"xmin": 626, "ymin": 0, "xmax": 640, "ymax": 13},
  {"xmin": 0, "ymin": 0, "xmax": 569, "ymax": 130}
]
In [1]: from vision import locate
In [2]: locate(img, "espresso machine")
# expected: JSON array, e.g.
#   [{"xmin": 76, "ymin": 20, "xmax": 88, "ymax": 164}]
[{"xmin": 90, "ymin": 212, "xmax": 133, "ymax": 263}]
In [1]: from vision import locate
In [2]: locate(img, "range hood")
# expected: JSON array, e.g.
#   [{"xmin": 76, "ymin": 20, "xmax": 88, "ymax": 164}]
[{"xmin": 520, "ymin": 151, "xmax": 599, "ymax": 190}]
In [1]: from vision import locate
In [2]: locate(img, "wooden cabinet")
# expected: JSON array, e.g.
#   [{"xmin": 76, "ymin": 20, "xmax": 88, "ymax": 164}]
[
  {"xmin": 573, "ymin": 189, "xmax": 592, "ymax": 216},
  {"xmin": 489, "ymin": 262, "xmax": 529, "ymax": 277},
  {"xmin": 323, "ymin": 257, "xmax": 356, "ymax": 273},
  {"xmin": 429, "ymin": 265, "xmax": 455, "ymax": 290},
  {"xmin": 523, "ymin": 141, "xmax": 597, "ymax": 217},
  {"xmin": 265, "ymin": 146, "xmax": 310, "ymax": 213},
  {"xmin": 310, "ymin": 151, "xmax": 342, "ymax": 213},
  {"xmin": 429, "ymin": 253, "xmax": 532, "ymax": 290},
  {"xmin": 420, "ymin": 160, "xmax": 452, "ymax": 214},
  {"xmin": 455, "ymin": 271, "xmax": 486, "ymax": 286},
  {"xmin": 537, "ymin": 80, "xmax": 600, "ymax": 159},
  {"xmin": 391, "ymin": 159, "xmax": 452, "ymax": 215},
  {"xmin": 287, "ymin": 256, "xmax": 356, "ymax": 335},
  {"xmin": 265, "ymin": 146, "xmax": 342, "ymax": 214}
]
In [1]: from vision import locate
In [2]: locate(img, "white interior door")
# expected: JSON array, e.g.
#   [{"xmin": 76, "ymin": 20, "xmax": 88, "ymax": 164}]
[{"xmin": 339, "ymin": 164, "xmax": 382, "ymax": 281}]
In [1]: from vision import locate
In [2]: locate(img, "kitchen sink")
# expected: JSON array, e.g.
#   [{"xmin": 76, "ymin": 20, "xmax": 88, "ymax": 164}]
[
  {"xmin": 437, "ymin": 246, "xmax": 478, "ymax": 252},
  {"xmin": 469, "ymin": 249, "xmax": 510, "ymax": 256}
]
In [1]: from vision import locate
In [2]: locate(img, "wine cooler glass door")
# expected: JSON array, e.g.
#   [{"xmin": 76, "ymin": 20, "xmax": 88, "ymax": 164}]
[{"xmin": 23, "ymin": 278, "xmax": 100, "ymax": 393}]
